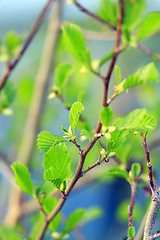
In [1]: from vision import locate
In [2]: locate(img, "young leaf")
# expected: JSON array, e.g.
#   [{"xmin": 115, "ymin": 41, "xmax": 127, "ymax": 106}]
[
  {"xmin": 43, "ymin": 143, "xmax": 72, "ymax": 191},
  {"xmin": 115, "ymin": 65, "xmax": 121, "ymax": 85},
  {"xmin": 128, "ymin": 226, "xmax": 135, "ymax": 239},
  {"xmin": 81, "ymin": 129, "xmax": 101, "ymax": 155},
  {"xmin": 54, "ymin": 62, "xmax": 73, "ymax": 89},
  {"xmin": 11, "ymin": 162, "xmax": 34, "ymax": 196},
  {"xmin": 62, "ymin": 209, "xmax": 86, "ymax": 234},
  {"xmin": 5, "ymin": 31, "xmax": 21, "ymax": 56},
  {"xmin": 115, "ymin": 108, "xmax": 156, "ymax": 132},
  {"xmin": 99, "ymin": 50, "xmax": 114, "ymax": 67},
  {"xmin": 37, "ymin": 131, "xmax": 69, "ymax": 153},
  {"xmin": 100, "ymin": 106, "xmax": 114, "ymax": 127},
  {"xmin": 136, "ymin": 12, "xmax": 160, "ymax": 40},
  {"xmin": 131, "ymin": 163, "xmax": 141, "ymax": 179},
  {"xmin": 107, "ymin": 167, "xmax": 132, "ymax": 184},
  {"xmin": 110, "ymin": 130, "xmax": 129, "ymax": 149},
  {"xmin": 69, "ymin": 102, "xmax": 84, "ymax": 135},
  {"xmin": 99, "ymin": 0, "xmax": 117, "ymax": 28},
  {"xmin": 123, "ymin": 0, "xmax": 145, "ymax": 31},
  {"xmin": 116, "ymin": 63, "xmax": 159, "ymax": 94},
  {"xmin": 61, "ymin": 24, "xmax": 91, "ymax": 69},
  {"xmin": 43, "ymin": 196, "xmax": 61, "ymax": 232},
  {"xmin": 0, "ymin": 80, "xmax": 16, "ymax": 109}
]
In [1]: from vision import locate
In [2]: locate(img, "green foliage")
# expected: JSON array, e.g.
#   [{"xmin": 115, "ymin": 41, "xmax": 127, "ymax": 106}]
[
  {"xmin": 107, "ymin": 167, "xmax": 132, "ymax": 184},
  {"xmin": 54, "ymin": 62, "xmax": 73, "ymax": 91},
  {"xmin": 37, "ymin": 131, "xmax": 69, "ymax": 153},
  {"xmin": 0, "ymin": 226, "xmax": 22, "ymax": 240},
  {"xmin": 0, "ymin": 80, "xmax": 16, "ymax": 113},
  {"xmin": 43, "ymin": 143, "xmax": 72, "ymax": 191},
  {"xmin": 123, "ymin": 0, "xmax": 145, "ymax": 31},
  {"xmin": 61, "ymin": 23, "xmax": 91, "ymax": 69},
  {"xmin": 81, "ymin": 129, "xmax": 101, "ymax": 155},
  {"xmin": 99, "ymin": 0, "xmax": 117, "ymax": 28},
  {"xmin": 136, "ymin": 12, "xmax": 160, "ymax": 40},
  {"xmin": 99, "ymin": 49, "xmax": 114, "ymax": 67},
  {"xmin": 100, "ymin": 106, "xmax": 114, "ymax": 127},
  {"xmin": 11, "ymin": 162, "xmax": 34, "ymax": 196},
  {"xmin": 83, "ymin": 206, "xmax": 103, "ymax": 224},
  {"xmin": 110, "ymin": 130, "xmax": 129, "ymax": 149},
  {"xmin": 116, "ymin": 63, "xmax": 158, "ymax": 94},
  {"xmin": 130, "ymin": 163, "xmax": 141, "ymax": 180},
  {"xmin": 62, "ymin": 209, "xmax": 86, "ymax": 234},
  {"xmin": 115, "ymin": 108, "xmax": 156, "ymax": 132},
  {"xmin": 115, "ymin": 65, "xmax": 121, "ymax": 85},
  {"xmin": 5, "ymin": 31, "xmax": 21, "ymax": 56},
  {"xmin": 128, "ymin": 226, "xmax": 135, "ymax": 239},
  {"xmin": 69, "ymin": 102, "xmax": 84, "ymax": 135},
  {"xmin": 43, "ymin": 196, "xmax": 61, "ymax": 231}
]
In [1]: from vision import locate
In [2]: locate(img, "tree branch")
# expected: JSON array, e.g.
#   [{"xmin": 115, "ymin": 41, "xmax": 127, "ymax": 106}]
[
  {"xmin": 128, "ymin": 183, "xmax": 136, "ymax": 228},
  {"xmin": 74, "ymin": 2, "xmax": 116, "ymax": 31},
  {"xmin": 0, "ymin": 0, "xmax": 55, "ymax": 91},
  {"xmin": 137, "ymin": 42, "xmax": 160, "ymax": 62}
]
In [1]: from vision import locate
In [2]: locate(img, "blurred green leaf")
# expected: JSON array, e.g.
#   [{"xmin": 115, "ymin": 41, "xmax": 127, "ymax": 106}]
[
  {"xmin": 131, "ymin": 163, "xmax": 141, "ymax": 179},
  {"xmin": 83, "ymin": 206, "xmax": 103, "ymax": 224},
  {"xmin": 99, "ymin": 0, "xmax": 117, "ymax": 28},
  {"xmin": 5, "ymin": 31, "xmax": 21, "ymax": 56},
  {"xmin": 37, "ymin": 131, "xmax": 69, "ymax": 153},
  {"xmin": 62, "ymin": 209, "xmax": 86, "ymax": 234},
  {"xmin": 11, "ymin": 162, "xmax": 34, "ymax": 196},
  {"xmin": 123, "ymin": 0, "xmax": 145, "ymax": 31},
  {"xmin": 0, "ymin": 80, "xmax": 16, "ymax": 109},
  {"xmin": 69, "ymin": 102, "xmax": 84, "ymax": 135},
  {"xmin": 0, "ymin": 226, "xmax": 22, "ymax": 240},
  {"xmin": 128, "ymin": 226, "xmax": 135, "ymax": 239},
  {"xmin": 107, "ymin": 167, "xmax": 131, "ymax": 184},
  {"xmin": 115, "ymin": 65, "xmax": 121, "ymax": 85},
  {"xmin": 99, "ymin": 49, "xmax": 114, "ymax": 67},
  {"xmin": 55, "ymin": 62, "xmax": 73, "ymax": 90},
  {"xmin": 61, "ymin": 24, "xmax": 91, "ymax": 69},
  {"xmin": 43, "ymin": 143, "xmax": 72, "ymax": 191},
  {"xmin": 100, "ymin": 106, "xmax": 114, "ymax": 127},
  {"xmin": 136, "ymin": 12, "xmax": 160, "ymax": 40},
  {"xmin": 115, "ymin": 108, "xmax": 156, "ymax": 132}
]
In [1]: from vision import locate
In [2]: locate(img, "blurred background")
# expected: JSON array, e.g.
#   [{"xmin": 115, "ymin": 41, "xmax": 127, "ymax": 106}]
[{"xmin": 0, "ymin": 0, "xmax": 160, "ymax": 239}]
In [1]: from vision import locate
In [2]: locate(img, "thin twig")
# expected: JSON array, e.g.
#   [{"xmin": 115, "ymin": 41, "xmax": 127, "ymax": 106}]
[
  {"xmin": 0, "ymin": 0, "xmax": 55, "ymax": 91},
  {"xmin": 128, "ymin": 183, "xmax": 136, "ymax": 228},
  {"xmin": 74, "ymin": 2, "xmax": 116, "ymax": 31},
  {"xmin": 137, "ymin": 42, "xmax": 160, "ymax": 62}
]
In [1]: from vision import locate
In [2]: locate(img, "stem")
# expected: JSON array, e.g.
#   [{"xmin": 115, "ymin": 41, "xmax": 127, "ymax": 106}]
[
  {"xmin": 128, "ymin": 184, "xmax": 136, "ymax": 228},
  {"xmin": 74, "ymin": 2, "xmax": 116, "ymax": 31},
  {"xmin": 137, "ymin": 42, "xmax": 160, "ymax": 62},
  {"xmin": 0, "ymin": 0, "xmax": 55, "ymax": 91}
]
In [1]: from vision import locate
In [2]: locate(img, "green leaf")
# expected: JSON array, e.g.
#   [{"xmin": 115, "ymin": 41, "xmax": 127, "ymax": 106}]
[
  {"xmin": 115, "ymin": 65, "xmax": 121, "ymax": 85},
  {"xmin": 107, "ymin": 167, "xmax": 131, "ymax": 184},
  {"xmin": 99, "ymin": 50, "xmax": 114, "ymax": 67},
  {"xmin": 128, "ymin": 226, "xmax": 135, "ymax": 239},
  {"xmin": 61, "ymin": 24, "xmax": 91, "ymax": 69},
  {"xmin": 123, "ymin": 0, "xmax": 145, "ymax": 31},
  {"xmin": 69, "ymin": 102, "xmax": 84, "ymax": 135},
  {"xmin": 110, "ymin": 130, "xmax": 129, "ymax": 149},
  {"xmin": 62, "ymin": 209, "xmax": 86, "ymax": 234},
  {"xmin": 84, "ymin": 207, "xmax": 103, "ymax": 224},
  {"xmin": 99, "ymin": 0, "xmax": 117, "ymax": 28},
  {"xmin": 0, "ymin": 80, "xmax": 16, "ymax": 109},
  {"xmin": 136, "ymin": 12, "xmax": 160, "ymax": 40},
  {"xmin": 43, "ymin": 143, "xmax": 72, "ymax": 191},
  {"xmin": 43, "ymin": 196, "xmax": 61, "ymax": 231},
  {"xmin": 115, "ymin": 108, "xmax": 156, "ymax": 132},
  {"xmin": 131, "ymin": 163, "xmax": 141, "ymax": 179},
  {"xmin": 11, "ymin": 162, "xmax": 34, "ymax": 196},
  {"xmin": 0, "ymin": 226, "xmax": 22, "ymax": 240},
  {"xmin": 37, "ymin": 131, "xmax": 69, "ymax": 152},
  {"xmin": 80, "ymin": 129, "xmax": 101, "ymax": 155},
  {"xmin": 100, "ymin": 106, "xmax": 114, "ymax": 127},
  {"xmin": 55, "ymin": 62, "xmax": 73, "ymax": 89},
  {"xmin": 5, "ymin": 31, "xmax": 21, "ymax": 56},
  {"xmin": 116, "ymin": 63, "xmax": 159, "ymax": 94}
]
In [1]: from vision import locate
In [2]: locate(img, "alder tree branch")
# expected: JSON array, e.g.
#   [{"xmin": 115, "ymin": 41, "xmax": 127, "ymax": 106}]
[
  {"xmin": 137, "ymin": 42, "xmax": 160, "ymax": 62},
  {"xmin": 36, "ymin": 1, "xmax": 125, "ymax": 239},
  {"xmin": 74, "ymin": 2, "xmax": 116, "ymax": 31},
  {"xmin": 0, "ymin": 0, "xmax": 55, "ymax": 91},
  {"xmin": 128, "ymin": 184, "xmax": 136, "ymax": 228}
]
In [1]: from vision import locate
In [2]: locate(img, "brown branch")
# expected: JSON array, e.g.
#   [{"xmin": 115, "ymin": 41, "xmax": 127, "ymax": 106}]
[
  {"xmin": 137, "ymin": 42, "xmax": 160, "ymax": 62},
  {"xmin": 0, "ymin": 0, "xmax": 55, "ymax": 91},
  {"xmin": 140, "ymin": 133, "xmax": 156, "ymax": 193},
  {"xmin": 74, "ymin": 2, "xmax": 116, "ymax": 31},
  {"xmin": 128, "ymin": 184, "xmax": 136, "ymax": 228}
]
